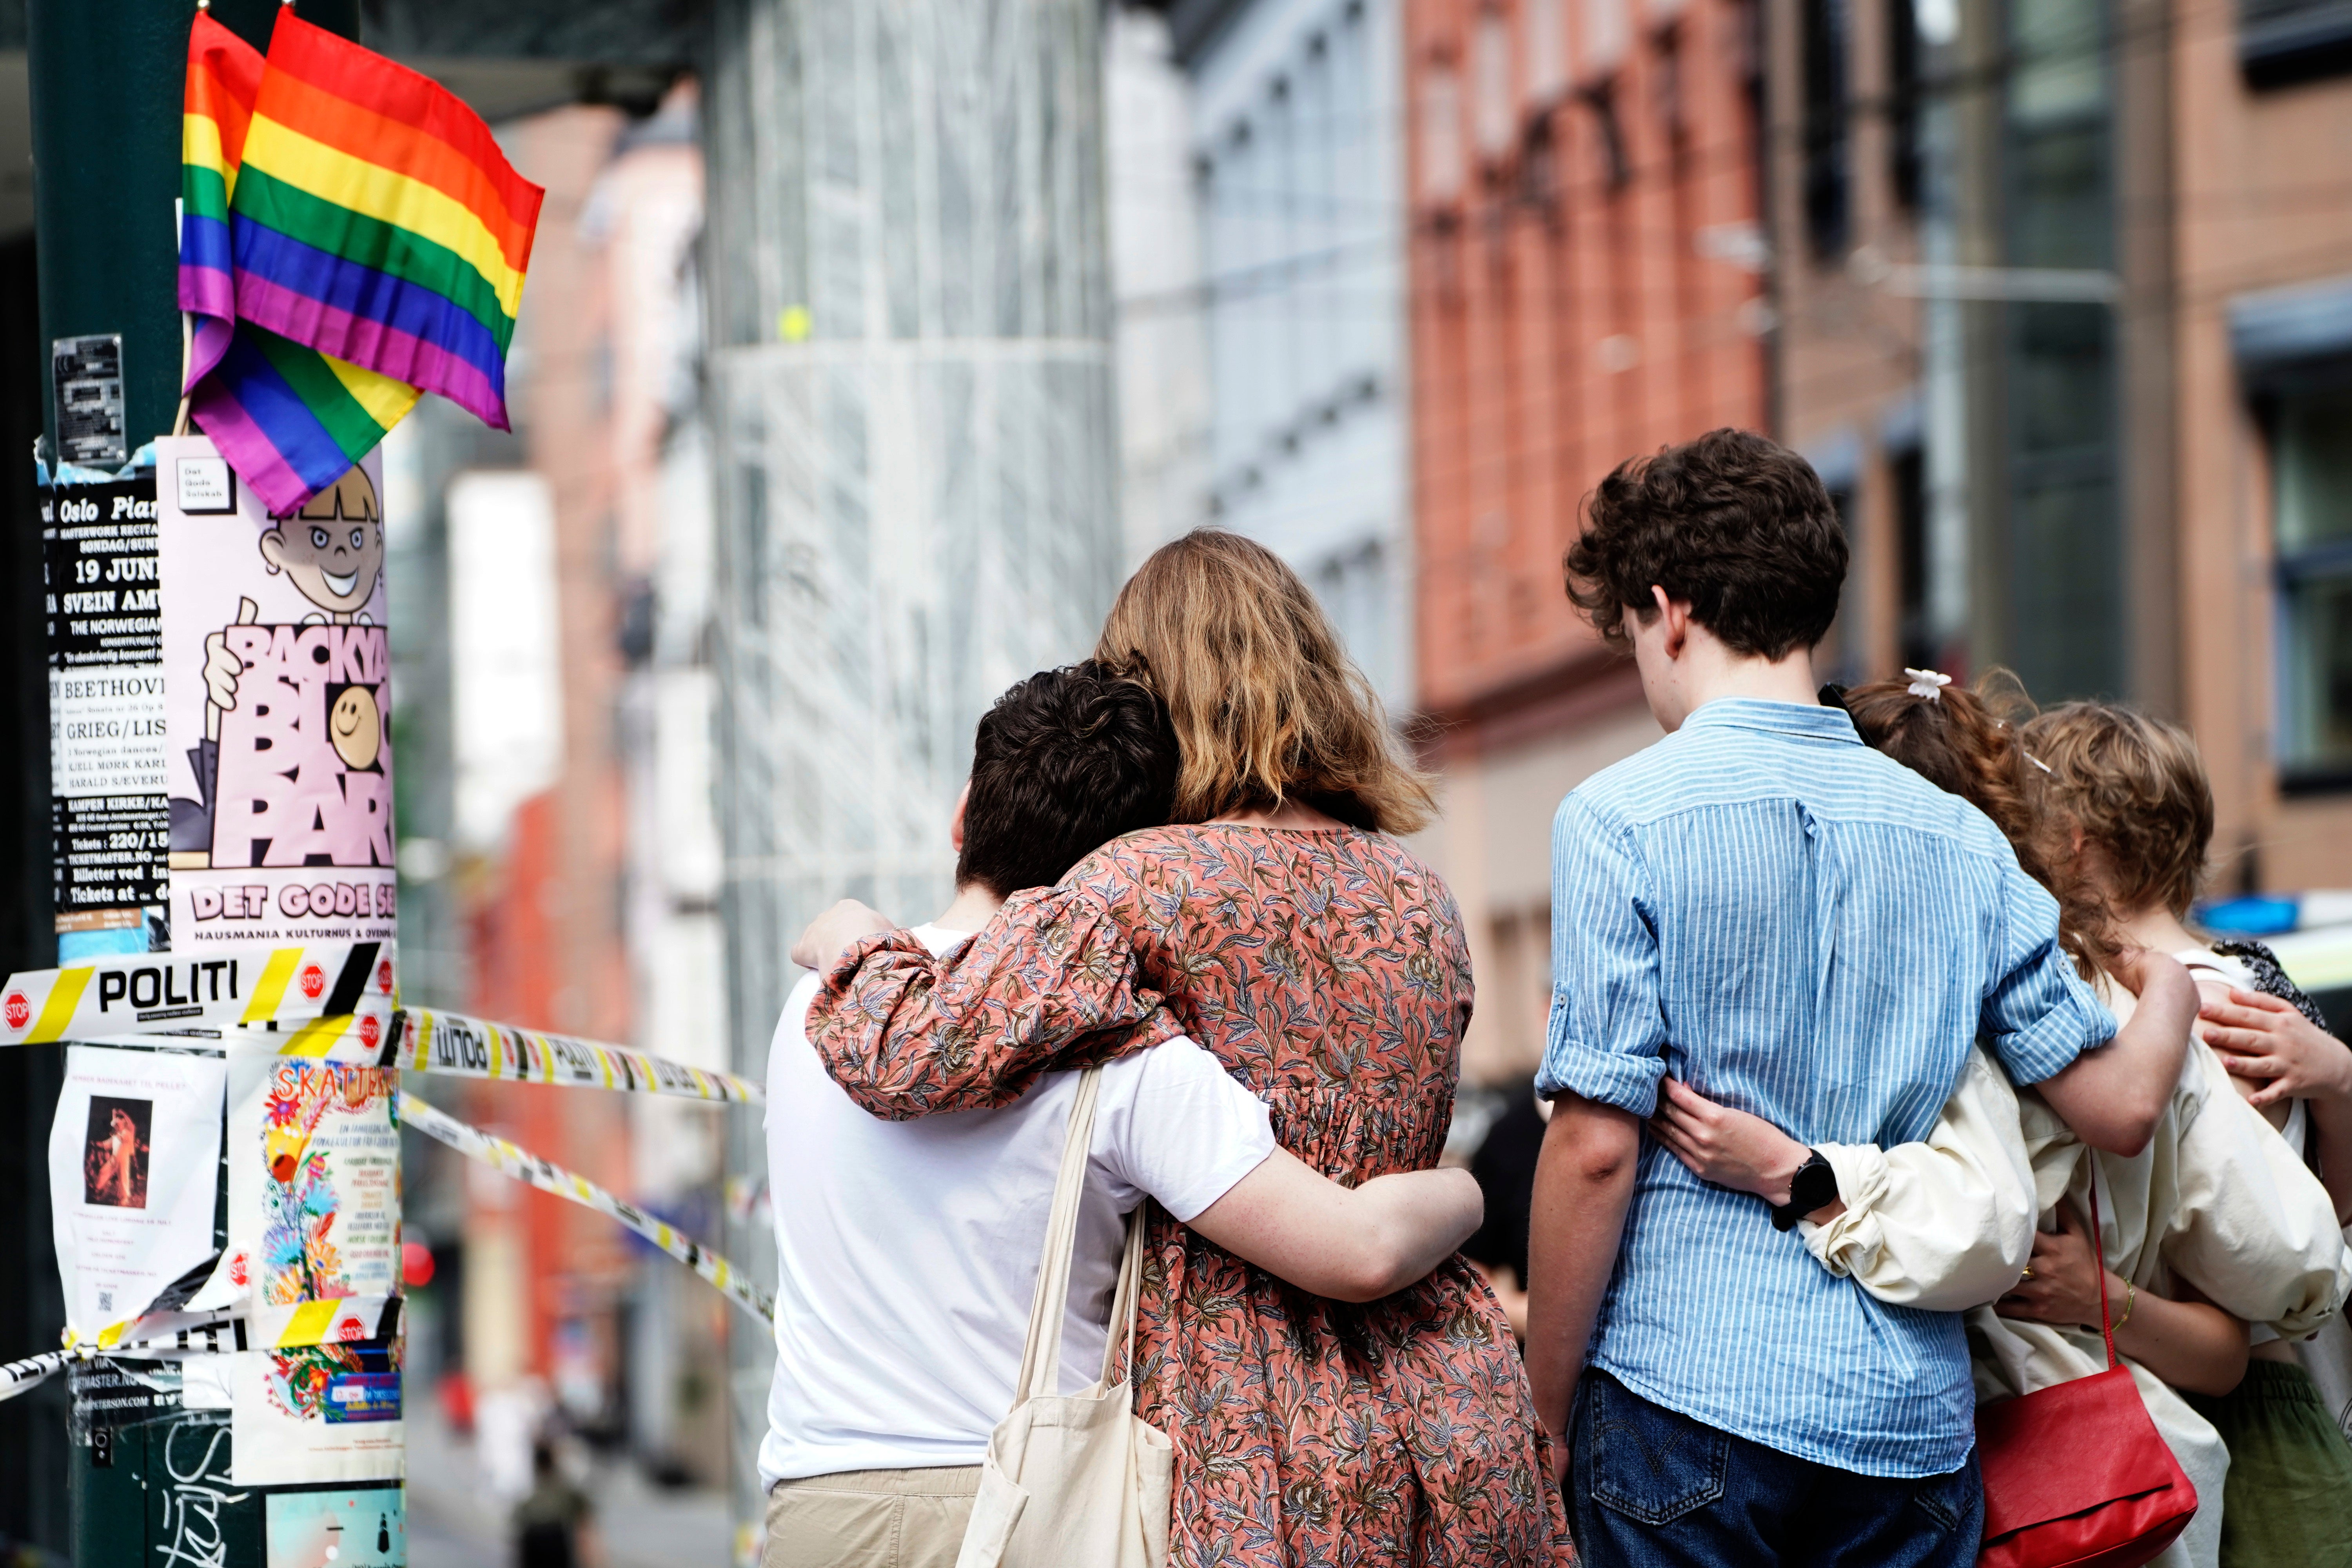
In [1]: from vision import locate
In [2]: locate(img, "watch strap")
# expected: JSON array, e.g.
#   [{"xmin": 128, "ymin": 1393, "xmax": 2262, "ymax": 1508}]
[{"xmin": 1771, "ymin": 1150, "xmax": 1837, "ymax": 1232}]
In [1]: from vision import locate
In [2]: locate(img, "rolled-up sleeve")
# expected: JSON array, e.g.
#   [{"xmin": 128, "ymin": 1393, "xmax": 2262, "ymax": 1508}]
[
  {"xmin": 1535, "ymin": 794, "xmax": 1668, "ymax": 1115},
  {"xmin": 1978, "ymin": 859, "xmax": 2114, "ymax": 1086}
]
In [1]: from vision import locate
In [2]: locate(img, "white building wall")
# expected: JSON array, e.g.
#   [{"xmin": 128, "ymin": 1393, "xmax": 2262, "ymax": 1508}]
[
  {"xmin": 1108, "ymin": 0, "xmax": 1413, "ymax": 712},
  {"xmin": 1107, "ymin": 7, "xmax": 1214, "ymax": 572}
]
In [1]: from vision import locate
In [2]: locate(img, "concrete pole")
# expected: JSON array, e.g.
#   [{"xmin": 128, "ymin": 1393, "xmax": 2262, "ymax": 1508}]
[
  {"xmin": 26, "ymin": 5, "xmax": 361, "ymax": 1562},
  {"xmin": 699, "ymin": 0, "xmax": 1125, "ymax": 1548},
  {"xmin": 28, "ymin": 0, "xmax": 358, "ymax": 460}
]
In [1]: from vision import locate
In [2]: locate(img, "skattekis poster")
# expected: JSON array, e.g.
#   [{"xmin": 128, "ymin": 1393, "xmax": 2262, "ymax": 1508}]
[
  {"xmin": 225, "ymin": 1055, "xmax": 403, "ymax": 1484},
  {"xmin": 158, "ymin": 435, "xmax": 395, "ymax": 953},
  {"xmin": 46, "ymin": 1045, "xmax": 227, "ymax": 1338}
]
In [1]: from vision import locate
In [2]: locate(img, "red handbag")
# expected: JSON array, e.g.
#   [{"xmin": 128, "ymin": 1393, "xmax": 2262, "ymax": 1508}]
[{"xmin": 1975, "ymin": 1167, "xmax": 2198, "ymax": 1568}]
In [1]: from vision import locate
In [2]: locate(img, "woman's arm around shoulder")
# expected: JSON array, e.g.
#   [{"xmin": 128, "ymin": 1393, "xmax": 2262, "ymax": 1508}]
[{"xmin": 797, "ymin": 881, "xmax": 1188, "ymax": 1121}]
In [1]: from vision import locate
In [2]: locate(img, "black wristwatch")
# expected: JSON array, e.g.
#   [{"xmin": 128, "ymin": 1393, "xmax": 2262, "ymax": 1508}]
[{"xmin": 1770, "ymin": 1151, "xmax": 1838, "ymax": 1232}]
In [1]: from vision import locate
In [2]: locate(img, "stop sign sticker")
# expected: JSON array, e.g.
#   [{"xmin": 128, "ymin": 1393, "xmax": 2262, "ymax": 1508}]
[
  {"xmin": 299, "ymin": 963, "xmax": 326, "ymax": 1001},
  {"xmin": 359, "ymin": 1014, "xmax": 382, "ymax": 1050},
  {"xmin": 3, "ymin": 991, "xmax": 29, "ymax": 1031},
  {"xmin": 376, "ymin": 959, "xmax": 393, "ymax": 993}
]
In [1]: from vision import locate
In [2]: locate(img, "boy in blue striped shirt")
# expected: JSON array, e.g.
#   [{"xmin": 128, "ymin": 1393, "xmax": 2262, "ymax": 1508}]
[{"xmin": 1523, "ymin": 430, "xmax": 2197, "ymax": 1566}]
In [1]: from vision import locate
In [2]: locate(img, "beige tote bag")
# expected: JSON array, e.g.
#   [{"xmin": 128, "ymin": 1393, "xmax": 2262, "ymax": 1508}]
[{"xmin": 955, "ymin": 1068, "xmax": 1173, "ymax": 1568}]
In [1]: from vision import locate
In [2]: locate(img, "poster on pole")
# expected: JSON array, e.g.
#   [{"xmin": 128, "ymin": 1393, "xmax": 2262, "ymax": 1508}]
[
  {"xmin": 47, "ymin": 1045, "xmax": 226, "ymax": 1337},
  {"xmin": 45, "ymin": 474, "xmax": 170, "ymax": 958},
  {"xmin": 266, "ymin": 1487, "xmax": 406, "ymax": 1568},
  {"xmin": 157, "ymin": 434, "xmax": 395, "ymax": 954},
  {"xmin": 225, "ymin": 1054, "xmax": 403, "ymax": 1484}
]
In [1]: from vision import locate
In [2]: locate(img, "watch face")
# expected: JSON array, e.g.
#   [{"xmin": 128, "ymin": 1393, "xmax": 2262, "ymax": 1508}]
[{"xmin": 1793, "ymin": 1156, "xmax": 1838, "ymax": 1211}]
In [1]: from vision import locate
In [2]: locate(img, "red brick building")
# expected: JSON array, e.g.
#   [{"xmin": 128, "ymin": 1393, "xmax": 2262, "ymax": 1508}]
[{"xmin": 1405, "ymin": 0, "xmax": 1771, "ymax": 1082}]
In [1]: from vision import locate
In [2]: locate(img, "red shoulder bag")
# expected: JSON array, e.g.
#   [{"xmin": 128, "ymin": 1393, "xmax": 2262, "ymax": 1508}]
[{"xmin": 1974, "ymin": 1165, "xmax": 2197, "ymax": 1568}]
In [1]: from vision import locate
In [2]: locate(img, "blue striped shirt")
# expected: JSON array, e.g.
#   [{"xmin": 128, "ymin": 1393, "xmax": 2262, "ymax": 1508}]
[{"xmin": 1537, "ymin": 698, "xmax": 2112, "ymax": 1477}]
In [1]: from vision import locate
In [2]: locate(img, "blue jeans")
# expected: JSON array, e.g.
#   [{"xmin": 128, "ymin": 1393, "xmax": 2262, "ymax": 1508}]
[{"xmin": 1570, "ymin": 1370, "xmax": 1983, "ymax": 1568}]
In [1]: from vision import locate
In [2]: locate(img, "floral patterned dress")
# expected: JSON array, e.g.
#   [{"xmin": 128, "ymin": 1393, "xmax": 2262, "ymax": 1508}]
[{"xmin": 806, "ymin": 824, "xmax": 1573, "ymax": 1568}]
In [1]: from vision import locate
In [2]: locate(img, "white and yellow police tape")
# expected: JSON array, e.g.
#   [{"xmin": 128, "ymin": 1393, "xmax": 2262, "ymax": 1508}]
[
  {"xmin": 2, "ymin": 1296, "xmax": 402, "ymax": 1404},
  {"xmin": 0, "ymin": 940, "xmax": 397, "ymax": 1045},
  {"xmin": 401, "ymin": 1093, "xmax": 773, "ymax": 1324},
  {"xmin": 395, "ymin": 1007, "xmax": 764, "ymax": 1104}
]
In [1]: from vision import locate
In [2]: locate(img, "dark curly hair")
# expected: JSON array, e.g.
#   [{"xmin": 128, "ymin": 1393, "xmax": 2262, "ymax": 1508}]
[
  {"xmin": 1563, "ymin": 428, "xmax": 1848, "ymax": 659},
  {"xmin": 956, "ymin": 661, "xmax": 1178, "ymax": 898}
]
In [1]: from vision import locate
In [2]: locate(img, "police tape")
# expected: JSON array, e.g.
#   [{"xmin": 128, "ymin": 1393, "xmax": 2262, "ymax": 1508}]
[
  {"xmin": 400, "ymin": 1093, "xmax": 774, "ymax": 1325},
  {"xmin": 0, "ymin": 940, "xmax": 397, "ymax": 1045},
  {"xmin": 396, "ymin": 1007, "xmax": 765, "ymax": 1104},
  {"xmin": 5, "ymin": 979, "xmax": 767, "ymax": 1106},
  {"xmin": 62, "ymin": 1295, "xmax": 401, "ymax": 1355},
  {"xmin": 1, "ymin": 1297, "xmax": 402, "ymax": 1405}
]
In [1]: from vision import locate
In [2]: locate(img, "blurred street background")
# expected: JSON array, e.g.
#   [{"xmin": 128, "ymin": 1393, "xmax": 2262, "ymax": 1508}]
[{"xmin": 6, "ymin": 0, "xmax": 2352, "ymax": 1561}]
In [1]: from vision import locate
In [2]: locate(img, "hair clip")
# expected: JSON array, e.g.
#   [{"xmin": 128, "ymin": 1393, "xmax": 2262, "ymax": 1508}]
[
  {"xmin": 2024, "ymin": 751, "xmax": 2054, "ymax": 775},
  {"xmin": 1903, "ymin": 668, "xmax": 1952, "ymax": 702}
]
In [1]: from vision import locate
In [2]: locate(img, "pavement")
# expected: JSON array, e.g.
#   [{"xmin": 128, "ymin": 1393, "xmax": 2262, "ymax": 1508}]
[{"xmin": 405, "ymin": 1404, "xmax": 734, "ymax": 1568}]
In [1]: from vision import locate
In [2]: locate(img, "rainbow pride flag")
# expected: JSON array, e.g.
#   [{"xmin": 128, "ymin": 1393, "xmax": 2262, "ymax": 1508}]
[
  {"xmin": 231, "ymin": 10, "xmax": 543, "ymax": 432},
  {"xmin": 179, "ymin": 10, "xmax": 256, "ymax": 392},
  {"xmin": 180, "ymin": 11, "xmax": 421, "ymax": 514}
]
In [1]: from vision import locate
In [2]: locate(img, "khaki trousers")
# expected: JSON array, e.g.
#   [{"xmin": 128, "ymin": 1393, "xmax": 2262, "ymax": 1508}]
[{"xmin": 762, "ymin": 1466, "xmax": 982, "ymax": 1568}]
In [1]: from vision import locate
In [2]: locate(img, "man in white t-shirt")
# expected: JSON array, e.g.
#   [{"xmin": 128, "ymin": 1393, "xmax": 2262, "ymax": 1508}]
[{"xmin": 760, "ymin": 664, "xmax": 1482, "ymax": 1568}]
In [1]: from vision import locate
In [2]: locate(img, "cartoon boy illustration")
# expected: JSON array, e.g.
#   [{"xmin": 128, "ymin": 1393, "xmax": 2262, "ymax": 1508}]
[{"xmin": 170, "ymin": 466, "xmax": 387, "ymax": 867}]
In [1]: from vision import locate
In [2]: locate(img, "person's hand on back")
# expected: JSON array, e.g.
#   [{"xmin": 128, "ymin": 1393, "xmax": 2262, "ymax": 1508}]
[
  {"xmin": 2198, "ymin": 986, "xmax": 2352, "ymax": 1110},
  {"xmin": 791, "ymin": 899, "xmax": 895, "ymax": 973}
]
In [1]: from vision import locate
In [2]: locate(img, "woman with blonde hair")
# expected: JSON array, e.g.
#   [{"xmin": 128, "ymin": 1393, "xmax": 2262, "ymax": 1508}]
[{"xmin": 795, "ymin": 530, "xmax": 1572, "ymax": 1565}]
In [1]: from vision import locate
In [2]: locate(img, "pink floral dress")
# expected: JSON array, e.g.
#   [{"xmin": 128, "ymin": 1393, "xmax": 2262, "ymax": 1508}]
[{"xmin": 806, "ymin": 824, "xmax": 1573, "ymax": 1567}]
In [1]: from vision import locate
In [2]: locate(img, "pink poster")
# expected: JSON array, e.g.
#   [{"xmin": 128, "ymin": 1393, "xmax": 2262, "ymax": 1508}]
[{"xmin": 157, "ymin": 436, "xmax": 395, "ymax": 951}]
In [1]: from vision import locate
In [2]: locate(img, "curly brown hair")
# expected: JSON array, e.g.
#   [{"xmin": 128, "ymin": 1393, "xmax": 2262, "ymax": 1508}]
[
  {"xmin": 1563, "ymin": 428, "xmax": 1848, "ymax": 659},
  {"xmin": 1842, "ymin": 672, "xmax": 2121, "ymax": 978},
  {"xmin": 2018, "ymin": 704, "xmax": 2214, "ymax": 921},
  {"xmin": 1093, "ymin": 530, "xmax": 1435, "ymax": 835}
]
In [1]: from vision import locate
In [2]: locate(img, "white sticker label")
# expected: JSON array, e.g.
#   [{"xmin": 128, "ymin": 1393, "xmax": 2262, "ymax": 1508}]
[{"xmin": 175, "ymin": 455, "xmax": 236, "ymax": 514}]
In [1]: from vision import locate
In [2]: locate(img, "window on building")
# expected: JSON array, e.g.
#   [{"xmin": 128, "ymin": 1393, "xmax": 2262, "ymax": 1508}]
[
  {"xmin": 1802, "ymin": 0, "xmax": 1850, "ymax": 259},
  {"xmin": 1310, "ymin": 539, "xmax": 1405, "ymax": 711},
  {"xmin": 1891, "ymin": 444, "xmax": 1933, "ymax": 670},
  {"xmin": 2272, "ymin": 387, "xmax": 2352, "ymax": 785},
  {"xmin": 2003, "ymin": 0, "xmax": 2119, "ymax": 702},
  {"xmin": 1821, "ymin": 483, "xmax": 1858, "ymax": 683},
  {"xmin": 1890, "ymin": 0, "xmax": 1923, "ymax": 208},
  {"xmin": 1421, "ymin": 61, "xmax": 1465, "ymax": 203},
  {"xmin": 2241, "ymin": 0, "xmax": 2352, "ymax": 89},
  {"xmin": 1528, "ymin": 0, "xmax": 1572, "ymax": 104},
  {"xmin": 1474, "ymin": 9, "xmax": 1517, "ymax": 161},
  {"xmin": 1583, "ymin": 0, "xmax": 1630, "ymax": 76}
]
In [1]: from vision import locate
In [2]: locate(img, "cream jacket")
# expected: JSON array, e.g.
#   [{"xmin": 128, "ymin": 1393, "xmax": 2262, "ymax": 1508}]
[
  {"xmin": 1799, "ymin": 1039, "xmax": 2348, "ymax": 1339},
  {"xmin": 1797, "ymin": 991, "xmax": 2350, "ymax": 1568}
]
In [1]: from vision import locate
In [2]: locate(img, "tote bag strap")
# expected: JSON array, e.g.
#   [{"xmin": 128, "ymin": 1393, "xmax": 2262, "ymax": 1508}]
[
  {"xmin": 1097, "ymin": 1201, "xmax": 1149, "ymax": 1392},
  {"xmin": 1010, "ymin": 1067, "xmax": 1106, "ymax": 1405}
]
